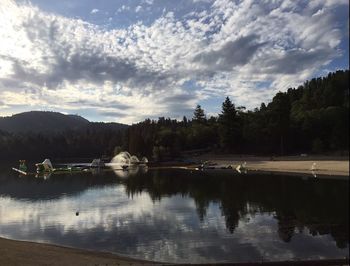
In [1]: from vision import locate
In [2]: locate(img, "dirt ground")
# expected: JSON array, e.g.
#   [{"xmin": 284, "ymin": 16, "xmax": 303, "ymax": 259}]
[{"xmin": 0, "ymin": 237, "xmax": 160, "ymax": 266}]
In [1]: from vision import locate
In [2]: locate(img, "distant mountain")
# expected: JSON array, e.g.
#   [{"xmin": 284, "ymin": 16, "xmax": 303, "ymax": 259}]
[{"xmin": 0, "ymin": 111, "xmax": 127, "ymax": 134}]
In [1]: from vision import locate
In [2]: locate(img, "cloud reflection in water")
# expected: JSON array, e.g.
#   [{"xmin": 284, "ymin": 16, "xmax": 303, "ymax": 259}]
[{"xmin": 0, "ymin": 168, "xmax": 348, "ymax": 263}]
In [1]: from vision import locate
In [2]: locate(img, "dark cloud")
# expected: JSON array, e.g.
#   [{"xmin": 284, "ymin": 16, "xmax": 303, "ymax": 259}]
[
  {"xmin": 98, "ymin": 110, "xmax": 128, "ymax": 117},
  {"xmin": 69, "ymin": 99, "xmax": 131, "ymax": 110},
  {"xmin": 262, "ymin": 48, "xmax": 335, "ymax": 74},
  {"xmin": 7, "ymin": 51, "xmax": 166, "ymax": 90},
  {"xmin": 162, "ymin": 93, "xmax": 193, "ymax": 103},
  {"xmin": 193, "ymin": 34, "xmax": 265, "ymax": 71}
]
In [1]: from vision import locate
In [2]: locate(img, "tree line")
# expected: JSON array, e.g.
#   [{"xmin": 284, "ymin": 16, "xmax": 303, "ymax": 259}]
[
  {"xmin": 0, "ymin": 69, "xmax": 348, "ymax": 160},
  {"xmin": 0, "ymin": 123, "xmax": 125, "ymax": 160},
  {"xmin": 124, "ymin": 70, "xmax": 349, "ymax": 160}
]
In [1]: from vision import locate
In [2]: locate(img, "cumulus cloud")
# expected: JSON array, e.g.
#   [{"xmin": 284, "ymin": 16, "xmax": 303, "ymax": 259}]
[{"xmin": 0, "ymin": 0, "xmax": 348, "ymax": 123}]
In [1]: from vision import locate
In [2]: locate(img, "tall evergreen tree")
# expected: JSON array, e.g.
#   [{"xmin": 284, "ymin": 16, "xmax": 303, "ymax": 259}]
[
  {"xmin": 219, "ymin": 97, "xmax": 238, "ymax": 151},
  {"xmin": 182, "ymin": 116, "xmax": 188, "ymax": 126},
  {"xmin": 193, "ymin": 105, "xmax": 206, "ymax": 123},
  {"xmin": 268, "ymin": 92, "xmax": 291, "ymax": 155}
]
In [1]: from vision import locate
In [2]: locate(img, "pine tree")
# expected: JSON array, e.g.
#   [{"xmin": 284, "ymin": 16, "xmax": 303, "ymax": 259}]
[
  {"xmin": 193, "ymin": 105, "xmax": 206, "ymax": 123},
  {"xmin": 219, "ymin": 97, "xmax": 238, "ymax": 151},
  {"xmin": 220, "ymin": 97, "xmax": 236, "ymax": 122},
  {"xmin": 183, "ymin": 116, "xmax": 188, "ymax": 126}
]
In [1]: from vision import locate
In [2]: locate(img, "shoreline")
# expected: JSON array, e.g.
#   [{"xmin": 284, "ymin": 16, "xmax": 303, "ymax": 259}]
[
  {"xmin": 1, "ymin": 237, "xmax": 349, "ymax": 266},
  {"xmin": 191, "ymin": 155, "xmax": 349, "ymax": 177},
  {"xmin": 0, "ymin": 237, "xmax": 160, "ymax": 266}
]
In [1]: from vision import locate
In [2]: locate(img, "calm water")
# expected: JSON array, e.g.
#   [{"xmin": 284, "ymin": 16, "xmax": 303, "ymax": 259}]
[{"xmin": 0, "ymin": 163, "xmax": 348, "ymax": 263}]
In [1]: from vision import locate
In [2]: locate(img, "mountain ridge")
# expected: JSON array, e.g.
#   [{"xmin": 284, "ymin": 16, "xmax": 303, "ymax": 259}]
[{"xmin": 0, "ymin": 111, "xmax": 128, "ymax": 134}]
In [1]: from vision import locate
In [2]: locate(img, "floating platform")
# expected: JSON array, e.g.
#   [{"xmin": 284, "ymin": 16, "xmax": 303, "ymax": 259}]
[{"xmin": 11, "ymin": 168, "xmax": 28, "ymax": 175}]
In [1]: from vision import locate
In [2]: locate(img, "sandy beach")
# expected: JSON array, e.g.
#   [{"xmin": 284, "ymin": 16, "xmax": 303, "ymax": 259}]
[
  {"xmin": 0, "ymin": 237, "xmax": 159, "ymax": 266},
  {"xmin": 193, "ymin": 155, "xmax": 349, "ymax": 177}
]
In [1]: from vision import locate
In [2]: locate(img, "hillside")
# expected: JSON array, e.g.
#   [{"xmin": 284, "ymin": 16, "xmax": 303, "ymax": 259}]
[
  {"xmin": 0, "ymin": 111, "xmax": 127, "ymax": 134},
  {"xmin": 0, "ymin": 111, "xmax": 89, "ymax": 133}
]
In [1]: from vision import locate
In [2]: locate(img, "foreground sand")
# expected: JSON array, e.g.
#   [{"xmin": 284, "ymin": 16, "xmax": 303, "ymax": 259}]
[
  {"xmin": 193, "ymin": 155, "xmax": 349, "ymax": 177},
  {"xmin": 0, "ymin": 237, "xmax": 159, "ymax": 266}
]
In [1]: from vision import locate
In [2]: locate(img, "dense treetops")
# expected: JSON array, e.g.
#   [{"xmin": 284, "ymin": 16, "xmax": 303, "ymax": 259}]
[
  {"xmin": 0, "ymin": 69, "xmax": 348, "ymax": 160},
  {"xmin": 125, "ymin": 69, "xmax": 349, "ymax": 159}
]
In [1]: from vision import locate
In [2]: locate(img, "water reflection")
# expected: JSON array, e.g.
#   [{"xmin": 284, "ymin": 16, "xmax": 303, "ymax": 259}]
[
  {"xmin": 110, "ymin": 165, "xmax": 148, "ymax": 178},
  {"xmin": 0, "ymin": 164, "xmax": 348, "ymax": 263},
  {"xmin": 122, "ymin": 169, "xmax": 349, "ymax": 248}
]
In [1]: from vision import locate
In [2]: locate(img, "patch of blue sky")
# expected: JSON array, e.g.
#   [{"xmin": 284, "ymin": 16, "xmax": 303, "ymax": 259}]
[
  {"xmin": 20, "ymin": 0, "xmax": 137, "ymax": 28},
  {"xmin": 198, "ymin": 97, "xmax": 224, "ymax": 117},
  {"xmin": 329, "ymin": 39, "xmax": 349, "ymax": 70},
  {"xmin": 255, "ymin": 81, "xmax": 272, "ymax": 90},
  {"xmin": 182, "ymin": 79, "xmax": 201, "ymax": 91},
  {"xmin": 313, "ymin": 36, "xmax": 349, "ymax": 78},
  {"xmin": 60, "ymin": 108, "xmax": 111, "ymax": 122},
  {"xmin": 0, "ymin": 105, "xmax": 33, "ymax": 116},
  {"xmin": 324, "ymin": 5, "xmax": 350, "ymax": 71},
  {"xmin": 23, "ymin": 0, "xmax": 213, "ymax": 30}
]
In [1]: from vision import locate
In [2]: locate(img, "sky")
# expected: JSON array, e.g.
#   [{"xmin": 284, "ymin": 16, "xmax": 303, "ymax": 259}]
[{"xmin": 0, "ymin": 0, "xmax": 349, "ymax": 124}]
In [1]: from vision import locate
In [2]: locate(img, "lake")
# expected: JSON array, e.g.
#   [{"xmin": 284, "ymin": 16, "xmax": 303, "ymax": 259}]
[{"xmin": 0, "ymin": 163, "xmax": 348, "ymax": 263}]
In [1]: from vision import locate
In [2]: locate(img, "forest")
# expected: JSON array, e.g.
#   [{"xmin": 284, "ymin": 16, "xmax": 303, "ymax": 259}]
[
  {"xmin": 0, "ymin": 69, "xmax": 348, "ymax": 160},
  {"xmin": 123, "ymin": 69, "xmax": 349, "ymax": 160}
]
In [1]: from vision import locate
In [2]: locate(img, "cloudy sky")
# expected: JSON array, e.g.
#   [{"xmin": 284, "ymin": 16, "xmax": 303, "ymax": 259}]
[{"xmin": 0, "ymin": 0, "xmax": 348, "ymax": 124}]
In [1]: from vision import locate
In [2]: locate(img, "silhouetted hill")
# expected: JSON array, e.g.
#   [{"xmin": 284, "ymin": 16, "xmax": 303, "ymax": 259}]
[{"xmin": 0, "ymin": 111, "xmax": 127, "ymax": 133}]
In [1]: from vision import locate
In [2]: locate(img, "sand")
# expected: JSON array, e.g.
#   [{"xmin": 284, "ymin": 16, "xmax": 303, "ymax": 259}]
[
  {"xmin": 0, "ymin": 237, "xmax": 160, "ymax": 266},
  {"xmin": 193, "ymin": 155, "xmax": 349, "ymax": 177}
]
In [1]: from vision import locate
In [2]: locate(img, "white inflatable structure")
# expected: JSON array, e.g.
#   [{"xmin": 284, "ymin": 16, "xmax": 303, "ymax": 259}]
[
  {"xmin": 108, "ymin": 151, "xmax": 148, "ymax": 168},
  {"xmin": 108, "ymin": 151, "xmax": 148, "ymax": 178}
]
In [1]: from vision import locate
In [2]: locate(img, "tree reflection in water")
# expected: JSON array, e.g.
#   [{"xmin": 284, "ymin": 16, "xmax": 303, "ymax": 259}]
[
  {"xmin": 121, "ymin": 169, "xmax": 348, "ymax": 248},
  {"xmin": 0, "ymin": 165, "xmax": 348, "ymax": 251}
]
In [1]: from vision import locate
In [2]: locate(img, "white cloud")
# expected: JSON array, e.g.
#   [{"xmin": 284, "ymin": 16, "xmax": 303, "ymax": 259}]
[
  {"xmin": 135, "ymin": 5, "xmax": 142, "ymax": 13},
  {"xmin": 117, "ymin": 5, "xmax": 130, "ymax": 13},
  {"xmin": 142, "ymin": 0, "xmax": 154, "ymax": 5},
  {"xmin": 90, "ymin": 8, "xmax": 99, "ymax": 14},
  {"xmin": 0, "ymin": 0, "xmax": 348, "ymax": 123}
]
